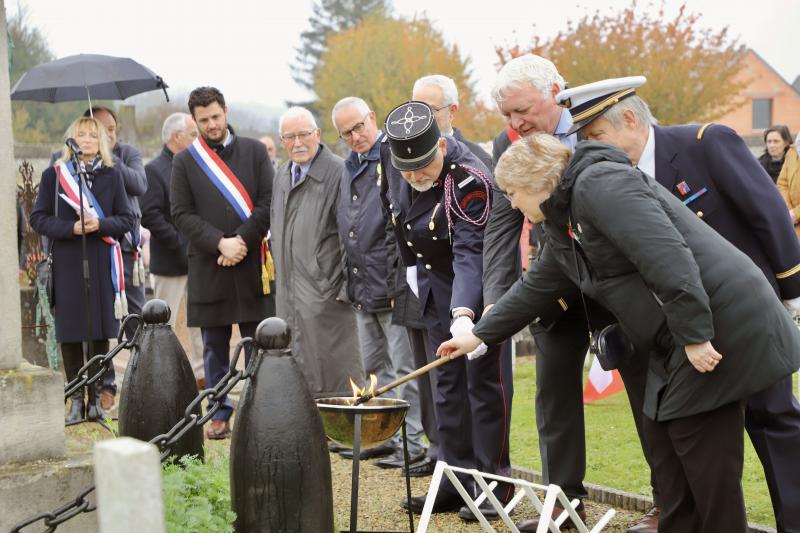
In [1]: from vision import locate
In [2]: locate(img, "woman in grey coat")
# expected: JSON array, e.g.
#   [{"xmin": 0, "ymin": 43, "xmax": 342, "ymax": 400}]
[{"xmin": 440, "ymin": 134, "xmax": 800, "ymax": 533}]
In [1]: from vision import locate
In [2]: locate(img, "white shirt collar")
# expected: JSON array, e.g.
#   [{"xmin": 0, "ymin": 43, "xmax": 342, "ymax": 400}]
[{"xmin": 637, "ymin": 126, "xmax": 656, "ymax": 177}]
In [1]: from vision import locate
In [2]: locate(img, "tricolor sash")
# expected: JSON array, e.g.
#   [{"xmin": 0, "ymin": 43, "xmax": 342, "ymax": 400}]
[
  {"xmin": 55, "ymin": 161, "xmax": 128, "ymax": 319},
  {"xmin": 186, "ymin": 136, "xmax": 275, "ymax": 294},
  {"xmin": 186, "ymin": 135, "xmax": 253, "ymax": 223}
]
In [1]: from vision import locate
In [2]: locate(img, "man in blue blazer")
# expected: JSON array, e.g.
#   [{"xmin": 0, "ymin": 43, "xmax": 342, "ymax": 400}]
[{"xmin": 559, "ymin": 76, "xmax": 800, "ymax": 533}]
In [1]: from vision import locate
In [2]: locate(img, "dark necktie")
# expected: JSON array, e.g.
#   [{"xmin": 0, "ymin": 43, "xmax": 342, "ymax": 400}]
[
  {"xmin": 211, "ymin": 143, "xmax": 224, "ymax": 155},
  {"xmin": 292, "ymin": 165, "xmax": 302, "ymax": 187}
]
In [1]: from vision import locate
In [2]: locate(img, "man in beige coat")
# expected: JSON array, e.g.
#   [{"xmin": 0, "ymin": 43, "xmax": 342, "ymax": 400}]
[{"xmin": 270, "ymin": 106, "xmax": 364, "ymax": 397}]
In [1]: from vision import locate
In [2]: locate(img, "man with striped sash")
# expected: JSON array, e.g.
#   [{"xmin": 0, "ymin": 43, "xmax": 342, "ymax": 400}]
[{"xmin": 171, "ymin": 87, "xmax": 275, "ymax": 440}]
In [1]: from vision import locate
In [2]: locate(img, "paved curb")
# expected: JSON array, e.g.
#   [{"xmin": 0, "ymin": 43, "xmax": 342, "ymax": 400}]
[{"xmin": 510, "ymin": 465, "xmax": 776, "ymax": 533}]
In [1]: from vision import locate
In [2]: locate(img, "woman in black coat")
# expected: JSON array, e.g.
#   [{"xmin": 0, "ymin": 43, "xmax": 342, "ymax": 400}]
[
  {"xmin": 30, "ymin": 117, "xmax": 134, "ymax": 423},
  {"xmin": 440, "ymin": 134, "xmax": 800, "ymax": 532},
  {"xmin": 758, "ymin": 125, "xmax": 793, "ymax": 182}
]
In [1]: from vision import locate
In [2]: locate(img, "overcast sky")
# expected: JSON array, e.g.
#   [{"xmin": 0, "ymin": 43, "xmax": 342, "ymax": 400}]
[{"xmin": 7, "ymin": 0, "xmax": 799, "ymax": 111}]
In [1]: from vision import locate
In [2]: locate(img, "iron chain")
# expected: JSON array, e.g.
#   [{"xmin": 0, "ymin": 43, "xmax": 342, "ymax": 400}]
[
  {"xmin": 12, "ymin": 336, "xmax": 256, "ymax": 533},
  {"xmin": 63, "ymin": 314, "xmax": 144, "ymax": 398}
]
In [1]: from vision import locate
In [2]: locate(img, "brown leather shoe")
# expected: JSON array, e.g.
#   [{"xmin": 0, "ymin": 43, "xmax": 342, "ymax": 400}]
[
  {"xmin": 627, "ymin": 506, "xmax": 660, "ymax": 533},
  {"xmin": 99, "ymin": 389, "xmax": 115, "ymax": 412},
  {"xmin": 206, "ymin": 419, "xmax": 231, "ymax": 440},
  {"xmin": 516, "ymin": 503, "xmax": 587, "ymax": 532}
]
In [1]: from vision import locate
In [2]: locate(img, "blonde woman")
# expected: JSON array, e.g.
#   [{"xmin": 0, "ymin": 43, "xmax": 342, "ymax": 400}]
[
  {"xmin": 439, "ymin": 134, "xmax": 800, "ymax": 532},
  {"xmin": 30, "ymin": 116, "xmax": 134, "ymax": 423}
]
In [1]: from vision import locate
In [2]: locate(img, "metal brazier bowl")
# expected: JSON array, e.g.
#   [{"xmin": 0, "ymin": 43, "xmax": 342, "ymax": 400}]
[{"xmin": 316, "ymin": 397, "xmax": 409, "ymax": 450}]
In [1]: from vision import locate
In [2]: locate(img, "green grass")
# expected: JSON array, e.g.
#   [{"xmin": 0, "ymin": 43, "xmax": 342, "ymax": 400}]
[{"xmin": 509, "ymin": 355, "xmax": 779, "ymax": 528}]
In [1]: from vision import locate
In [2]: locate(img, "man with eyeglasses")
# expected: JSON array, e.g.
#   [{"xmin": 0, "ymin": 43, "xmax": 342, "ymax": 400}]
[
  {"xmin": 270, "ymin": 106, "xmax": 364, "ymax": 399},
  {"xmin": 171, "ymin": 87, "xmax": 275, "ymax": 440},
  {"xmin": 331, "ymin": 97, "xmax": 428, "ymax": 467},
  {"xmin": 413, "ymin": 74, "xmax": 492, "ymax": 170},
  {"xmin": 141, "ymin": 112, "xmax": 205, "ymax": 389}
]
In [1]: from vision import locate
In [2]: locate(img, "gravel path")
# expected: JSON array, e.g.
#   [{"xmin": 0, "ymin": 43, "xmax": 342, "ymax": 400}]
[{"xmin": 329, "ymin": 452, "xmax": 643, "ymax": 532}]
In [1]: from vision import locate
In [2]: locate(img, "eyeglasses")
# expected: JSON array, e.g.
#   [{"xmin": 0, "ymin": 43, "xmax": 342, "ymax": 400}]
[
  {"xmin": 339, "ymin": 113, "xmax": 369, "ymax": 140},
  {"xmin": 179, "ymin": 130, "xmax": 199, "ymax": 138},
  {"xmin": 281, "ymin": 130, "xmax": 316, "ymax": 143},
  {"xmin": 431, "ymin": 105, "xmax": 450, "ymax": 114}
]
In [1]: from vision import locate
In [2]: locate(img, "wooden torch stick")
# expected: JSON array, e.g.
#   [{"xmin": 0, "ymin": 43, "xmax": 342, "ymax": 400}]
[{"xmin": 354, "ymin": 353, "xmax": 460, "ymax": 405}]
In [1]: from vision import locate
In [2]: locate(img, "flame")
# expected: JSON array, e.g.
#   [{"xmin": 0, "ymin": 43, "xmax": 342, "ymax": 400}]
[{"xmin": 349, "ymin": 374, "xmax": 378, "ymax": 398}]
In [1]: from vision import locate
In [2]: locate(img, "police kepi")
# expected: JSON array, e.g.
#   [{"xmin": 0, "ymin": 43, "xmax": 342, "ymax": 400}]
[{"xmin": 557, "ymin": 75, "xmax": 646, "ymax": 136}]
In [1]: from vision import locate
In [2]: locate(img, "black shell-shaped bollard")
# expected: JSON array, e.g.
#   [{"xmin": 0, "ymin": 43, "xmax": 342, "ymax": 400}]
[
  {"xmin": 118, "ymin": 299, "xmax": 204, "ymax": 461},
  {"xmin": 230, "ymin": 317, "xmax": 334, "ymax": 533}
]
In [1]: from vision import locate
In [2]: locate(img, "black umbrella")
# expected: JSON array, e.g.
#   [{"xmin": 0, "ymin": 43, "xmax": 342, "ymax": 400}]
[{"xmin": 10, "ymin": 53, "xmax": 169, "ymax": 104}]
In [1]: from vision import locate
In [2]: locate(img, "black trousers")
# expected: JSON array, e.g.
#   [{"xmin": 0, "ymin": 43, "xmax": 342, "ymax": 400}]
[
  {"xmin": 533, "ymin": 312, "xmax": 658, "ymax": 504},
  {"xmin": 201, "ymin": 322, "xmax": 258, "ymax": 421},
  {"xmin": 746, "ymin": 375, "xmax": 800, "ymax": 533},
  {"xmin": 61, "ymin": 340, "xmax": 110, "ymax": 396},
  {"xmin": 407, "ymin": 326, "xmax": 440, "ymax": 460},
  {"xmin": 424, "ymin": 304, "xmax": 513, "ymax": 502},
  {"xmin": 643, "ymin": 401, "xmax": 747, "ymax": 533}
]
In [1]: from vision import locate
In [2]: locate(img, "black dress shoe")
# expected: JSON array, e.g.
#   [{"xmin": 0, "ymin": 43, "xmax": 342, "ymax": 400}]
[
  {"xmin": 403, "ymin": 456, "xmax": 436, "ymax": 477},
  {"xmin": 373, "ymin": 449, "xmax": 426, "ymax": 469},
  {"xmin": 401, "ymin": 492, "xmax": 463, "ymax": 514},
  {"xmin": 327, "ymin": 441, "xmax": 350, "ymax": 453},
  {"xmin": 65, "ymin": 394, "xmax": 85, "ymax": 424},
  {"xmin": 339, "ymin": 441, "xmax": 396, "ymax": 460},
  {"xmin": 459, "ymin": 499, "xmax": 511, "ymax": 521}
]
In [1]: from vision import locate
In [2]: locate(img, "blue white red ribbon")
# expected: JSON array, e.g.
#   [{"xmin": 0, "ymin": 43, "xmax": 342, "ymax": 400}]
[
  {"xmin": 186, "ymin": 136, "xmax": 253, "ymax": 223},
  {"xmin": 55, "ymin": 161, "xmax": 128, "ymax": 319}
]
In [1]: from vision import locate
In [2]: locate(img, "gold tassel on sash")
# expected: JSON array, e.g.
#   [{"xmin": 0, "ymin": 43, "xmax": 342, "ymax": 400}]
[{"xmin": 261, "ymin": 238, "xmax": 276, "ymax": 295}]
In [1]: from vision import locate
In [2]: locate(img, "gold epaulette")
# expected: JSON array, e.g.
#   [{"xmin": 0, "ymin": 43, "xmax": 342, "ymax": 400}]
[{"xmin": 696, "ymin": 123, "xmax": 713, "ymax": 140}]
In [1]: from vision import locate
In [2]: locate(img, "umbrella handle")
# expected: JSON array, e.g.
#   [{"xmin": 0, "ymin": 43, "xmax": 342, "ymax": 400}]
[{"xmin": 156, "ymin": 76, "xmax": 170, "ymax": 102}]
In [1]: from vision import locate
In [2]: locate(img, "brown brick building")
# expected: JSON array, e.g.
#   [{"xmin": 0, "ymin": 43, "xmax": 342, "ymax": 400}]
[{"xmin": 715, "ymin": 49, "xmax": 800, "ymax": 138}]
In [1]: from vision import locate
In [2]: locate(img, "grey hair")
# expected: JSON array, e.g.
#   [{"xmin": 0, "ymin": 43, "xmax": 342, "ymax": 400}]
[
  {"xmin": 279, "ymin": 106, "xmax": 318, "ymax": 133},
  {"xmin": 603, "ymin": 95, "xmax": 658, "ymax": 130},
  {"xmin": 331, "ymin": 97, "xmax": 371, "ymax": 129},
  {"xmin": 413, "ymin": 75, "xmax": 459, "ymax": 106},
  {"xmin": 492, "ymin": 54, "xmax": 565, "ymax": 104},
  {"xmin": 161, "ymin": 112, "xmax": 191, "ymax": 144}
]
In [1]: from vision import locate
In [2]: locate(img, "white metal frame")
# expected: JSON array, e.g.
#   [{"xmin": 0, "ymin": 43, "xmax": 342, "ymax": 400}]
[{"xmin": 417, "ymin": 461, "xmax": 615, "ymax": 533}]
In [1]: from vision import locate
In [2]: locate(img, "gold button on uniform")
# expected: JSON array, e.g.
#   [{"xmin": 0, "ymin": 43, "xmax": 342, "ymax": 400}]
[
  {"xmin": 407, "ymin": 241, "xmax": 413, "ymax": 247},
  {"xmin": 697, "ymin": 210, "xmax": 704, "ymax": 218},
  {"xmin": 416, "ymin": 253, "xmax": 422, "ymax": 258},
  {"xmin": 406, "ymin": 224, "xmax": 411, "ymax": 230}
]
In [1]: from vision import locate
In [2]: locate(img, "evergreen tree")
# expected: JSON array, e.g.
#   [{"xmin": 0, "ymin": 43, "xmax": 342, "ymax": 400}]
[{"xmin": 291, "ymin": 0, "xmax": 391, "ymax": 97}]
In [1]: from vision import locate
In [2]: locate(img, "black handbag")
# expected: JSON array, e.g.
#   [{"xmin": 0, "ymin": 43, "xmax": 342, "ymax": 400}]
[{"xmin": 35, "ymin": 174, "xmax": 58, "ymax": 307}]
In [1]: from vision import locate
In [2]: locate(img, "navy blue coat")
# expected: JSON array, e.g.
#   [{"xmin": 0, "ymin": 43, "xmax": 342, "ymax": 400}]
[
  {"xmin": 653, "ymin": 124, "xmax": 800, "ymax": 298},
  {"xmin": 141, "ymin": 146, "xmax": 188, "ymax": 276},
  {"xmin": 387, "ymin": 137, "xmax": 491, "ymax": 332},
  {"xmin": 30, "ymin": 165, "xmax": 134, "ymax": 342},
  {"xmin": 337, "ymin": 135, "xmax": 392, "ymax": 313}
]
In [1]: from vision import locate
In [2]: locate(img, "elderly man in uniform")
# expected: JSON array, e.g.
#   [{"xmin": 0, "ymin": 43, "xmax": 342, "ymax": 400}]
[
  {"xmin": 331, "ymin": 96, "xmax": 426, "ymax": 464},
  {"xmin": 271, "ymin": 106, "xmax": 364, "ymax": 399},
  {"xmin": 559, "ymin": 76, "xmax": 800, "ymax": 533},
  {"xmin": 384, "ymin": 101, "xmax": 512, "ymax": 521},
  {"xmin": 171, "ymin": 87, "xmax": 275, "ymax": 440},
  {"xmin": 141, "ymin": 112, "xmax": 205, "ymax": 388}
]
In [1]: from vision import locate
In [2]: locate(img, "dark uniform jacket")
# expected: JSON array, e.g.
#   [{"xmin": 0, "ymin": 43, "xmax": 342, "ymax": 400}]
[
  {"xmin": 30, "ymin": 164, "xmax": 134, "ymax": 342},
  {"xmin": 386, "ymin": 136, "xmax": 491, "ymax": 331},
  {"xmin": 475, "ymin": 142, "xmax": 800, "ymax": 421},
  {"xmin": 171, "ymin": 130, "xmax": 275, "ymax": 328},
  {"xmin": 337, "ymin": 135, "xmax": 392, "ymax": 313},
  {"xmin": 653, "ymin": 124, "xmax": 800, "ymax": 299},
  {"xmin": 453, "ymin": 127, "xmax": 492, "ymax": 170},
  {"xmin": 141, "ymin": 146, "xmax": 188, "ymax": 276}
]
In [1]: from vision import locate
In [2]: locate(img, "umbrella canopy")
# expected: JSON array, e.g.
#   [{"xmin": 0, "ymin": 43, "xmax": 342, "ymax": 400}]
[{"xmin": 10, "ymin": 53, "xmax": 169, "ymax": 103}]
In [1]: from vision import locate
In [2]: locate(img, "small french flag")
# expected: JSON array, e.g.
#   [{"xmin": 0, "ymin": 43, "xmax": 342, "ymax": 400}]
[{"xmin": 583, "ymin": 355, "xmax": 625, "ymax": 404}]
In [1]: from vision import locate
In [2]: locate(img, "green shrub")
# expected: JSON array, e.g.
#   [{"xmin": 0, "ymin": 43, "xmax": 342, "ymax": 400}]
[{"xmin": 162, "ymin": 448, "xmax": 236, "ymax": 533}]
